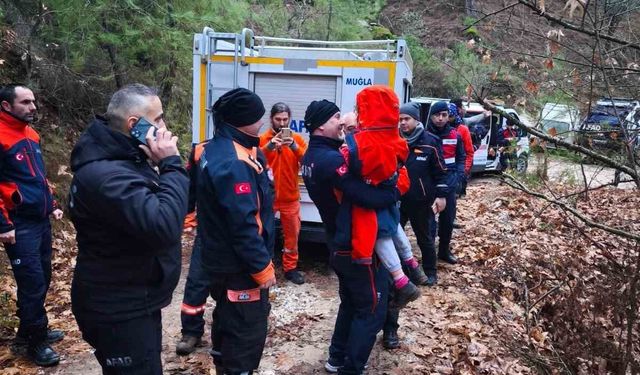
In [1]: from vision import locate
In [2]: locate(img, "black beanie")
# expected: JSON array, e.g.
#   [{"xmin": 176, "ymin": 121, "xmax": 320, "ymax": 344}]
[
  {"xmin": 304, "ymin": 100, "xmax": 340, "ymax": 133},
  {"xmin": 212, "ymin": 88, "xmax": 265, "ymax": 127},
  {"xmin": 400, "ymin": 102, "xmax": 421, "ymax": 122},
  {"xmin": 430, "ymin": 101, "xmax": 449, "ymax": 115}
]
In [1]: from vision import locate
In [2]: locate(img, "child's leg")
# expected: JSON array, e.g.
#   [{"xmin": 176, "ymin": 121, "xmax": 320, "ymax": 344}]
[
  {"xmin": 391, "ymin": 224, "xmax": 415, "ymax": 263},
  {"xmin": 375, "ymin": 237, "xmax": 408, "ymax": 289}
]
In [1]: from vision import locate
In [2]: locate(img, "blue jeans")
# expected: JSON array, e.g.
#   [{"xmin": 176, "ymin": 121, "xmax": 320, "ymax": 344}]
[
  {"xmin": 181, "ymin": 235, "xmax": 210, "ymax": 338},
  {"xmin": 4, "ymin": 217, "xmax": 52, "ymax": 342},
  {"xmin": 328, "ymin": 251, "xmax": 389, "ymax": 374}
]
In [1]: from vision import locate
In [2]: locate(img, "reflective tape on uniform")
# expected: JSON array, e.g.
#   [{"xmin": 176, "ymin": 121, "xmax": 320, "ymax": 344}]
[
  {"xmin": 445, "ymin": 157, "xmax": 456, "ymax": 164},
  {"xmin": 442, "ymin": 139, "xmax": 458, "ymax": 145},
  {"xmin": 181, "ymin": 302, "xmax": 206, "ymax": 315}
]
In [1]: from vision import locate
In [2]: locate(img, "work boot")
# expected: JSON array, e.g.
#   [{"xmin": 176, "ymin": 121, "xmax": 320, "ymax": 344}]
[
  {"xmin": 284, "ymin": 269, "xmax": 305, "ymax": 285},
  {"xmin": 176, "ymin": 335, "xmax": 202, "ymax": 355},
  {"xmin": 438, "ymin": 251, "xmax": 458, "ymax": 265},
  {"xmin": 392, "ymin": 281, "xmax": 421, "ymax": 308},
  {"xmin": 407, "ymin": 265, "xmax": 429, "ymax": 286},
  {"xmin": 15, "ymin": 329, "xmax": 64, "ymax": 346},
  {"xmin": 27, "ymin": 342, "xmax": 60, "ymax": 367},
  {"xmin": 425, "ymin": 274, "xmax": 438, "ymax": 286},
  {"xmin": 324, "ymin": 356, "xmax": 343, "ymax": 373},
  {"xmin": 383, "ymin": 330, "xmax": 400, "ymax": 349}
]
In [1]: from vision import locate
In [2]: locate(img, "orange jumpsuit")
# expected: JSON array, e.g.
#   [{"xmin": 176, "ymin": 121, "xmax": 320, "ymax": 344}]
[{"xmin": 259, "ymin": 130, "xmax": 307, "ymax": 272}]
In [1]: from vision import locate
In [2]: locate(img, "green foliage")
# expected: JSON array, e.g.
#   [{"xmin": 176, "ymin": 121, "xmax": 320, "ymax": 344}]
[
  {"xmin": 404, "ymin": 35, "xmax": 446, "ymax": 97},
  {"xmin": 249, "ymin": 0, "xmax": 378, "ymax": 41},
  {"xmin": 443, "ymin": 42, "xmax": 493, "ymax": 96},
  {"xmin": 371, "ymin": 25, "xmax": 394, "ymax": 40},
  {"xmin": 462, "ymin": 16, "xmax": 479, "ymax": 38}
]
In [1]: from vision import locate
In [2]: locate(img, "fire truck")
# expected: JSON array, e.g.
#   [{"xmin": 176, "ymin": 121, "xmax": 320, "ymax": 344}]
[{"xmin": 192, "ymin": 27, "xmax": 414, "ymax": 241}]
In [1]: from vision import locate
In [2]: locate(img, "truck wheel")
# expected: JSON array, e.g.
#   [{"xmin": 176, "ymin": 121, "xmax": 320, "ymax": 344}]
[{"xmin": 516, "ymin": 155, "xmax": 528, "ymax": 173}]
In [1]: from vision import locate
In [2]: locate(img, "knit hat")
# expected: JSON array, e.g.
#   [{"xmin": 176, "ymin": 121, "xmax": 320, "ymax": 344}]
[
  {"xmin": 212, "ymin": 88, "xmax": 265, "ymax": 127},
  {"xmin": 400, "ymin": 102, "xmax": 421, "ymax": 122},
  {"xmin": 304, "ymin": 100, "xmax": 340, "ymax": 133},
  {"xmin": 430, "ymin": 101, "xmax": 449, "ymax": 116}
]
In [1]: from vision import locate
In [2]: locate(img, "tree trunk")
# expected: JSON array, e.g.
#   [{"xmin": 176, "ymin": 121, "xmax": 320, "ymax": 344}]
[{"xmin": 465, "ymin": 0, "xmax": 479, "ymax": 17}]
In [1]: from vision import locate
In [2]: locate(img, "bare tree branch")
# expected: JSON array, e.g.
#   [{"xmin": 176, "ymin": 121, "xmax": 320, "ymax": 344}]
[
  {"xmin": 517, "ymin": 0, "xmax": 640, "ymax": 52},
  {"xmin": 501, "ymin": 174, "xmax": 640, "ymax": 241}
]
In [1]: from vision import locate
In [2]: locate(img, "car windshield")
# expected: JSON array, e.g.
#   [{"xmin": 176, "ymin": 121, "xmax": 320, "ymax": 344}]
[
  {"xmin": 583, "ymin": 104, "xmax": 632, "ymax": 127},
  {"xmin": 541, "ymin": 119, "xmax": 571, "ymax": 133}
]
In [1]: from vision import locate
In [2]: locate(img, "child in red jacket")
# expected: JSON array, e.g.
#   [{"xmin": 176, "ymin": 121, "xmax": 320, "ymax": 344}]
[{"xmin": 338, "ymin": 85, "xmax": 429, "ymax": 306}]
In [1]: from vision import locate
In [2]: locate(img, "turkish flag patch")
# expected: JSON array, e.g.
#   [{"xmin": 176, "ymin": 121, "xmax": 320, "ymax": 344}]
[
  {"xmin": 336, "ymin": 163, "xmax": 348, "ymax": 176},
  {"xmin": 234, "ymin": 182, "xmax": 252, "ymax": 195}
]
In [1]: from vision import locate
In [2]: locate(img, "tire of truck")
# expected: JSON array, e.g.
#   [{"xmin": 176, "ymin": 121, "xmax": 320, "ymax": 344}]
[{"xmin": 516, "ymin": 154, "xmax": 528, "ymax": 174}]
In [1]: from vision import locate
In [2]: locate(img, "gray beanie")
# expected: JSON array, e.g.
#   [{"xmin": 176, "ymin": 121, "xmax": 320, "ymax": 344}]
[{"xmin": 400, "ymin": 102, "xmax": 421, "ymax": 122}]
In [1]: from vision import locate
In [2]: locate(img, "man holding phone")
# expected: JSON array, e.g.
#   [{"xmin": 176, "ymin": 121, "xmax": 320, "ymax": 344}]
[
  {"xmin": 69, "ymin": 83, "xmax": 189, "ymax": 374},
  {"xmin": 259, "ymin": 102, "xmax": 308, "ymax": 285}
]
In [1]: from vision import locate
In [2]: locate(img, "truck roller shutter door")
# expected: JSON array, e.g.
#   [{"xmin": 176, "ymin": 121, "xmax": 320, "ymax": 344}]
[{"xmin": 254, "ymin": 73, "xmax": 337, "ymax": 141}]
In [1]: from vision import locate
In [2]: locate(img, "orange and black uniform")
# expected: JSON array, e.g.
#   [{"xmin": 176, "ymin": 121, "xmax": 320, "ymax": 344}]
[
  {"xmin": 259, "ymin": 130, "xmax": 307, "ymax": 272},
  {"xmin": 197, "ymin": 121, "xmax": 274, "ymax": 374},
  {"xmin": 0, "ymin": 110, "xmax": 57, "ymax": 344}
]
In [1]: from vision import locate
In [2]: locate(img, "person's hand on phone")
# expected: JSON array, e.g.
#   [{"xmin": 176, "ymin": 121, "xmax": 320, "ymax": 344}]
[
  {"xmin": 140, "ymin": 127, "xmax": 179, "ymax": 164},
  {"xmin": 267, "ymin": 133, "xmax": 284, "ymax": 151}
]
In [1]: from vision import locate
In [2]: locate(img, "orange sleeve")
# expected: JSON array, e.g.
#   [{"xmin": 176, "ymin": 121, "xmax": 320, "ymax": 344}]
[
  {"xmin": 291, "ymin": 133, "xmax": 307, "ymax": 161},
  {"xmin": 251, "ymin": 261, "xmax": 275, "ymax": 285},
  {"xmin": 259, "ymin": 132, "xmax": 274, "ymax": 154}
]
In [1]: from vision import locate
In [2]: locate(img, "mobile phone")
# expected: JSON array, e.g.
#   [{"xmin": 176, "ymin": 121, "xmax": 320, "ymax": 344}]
[
  {"xmin": 130, "ymin": 117, "xmax": 157, "ymax": 146},
  {"xmin": 280, "ymin": 127, "xmax": 291, "ymax": 138}
]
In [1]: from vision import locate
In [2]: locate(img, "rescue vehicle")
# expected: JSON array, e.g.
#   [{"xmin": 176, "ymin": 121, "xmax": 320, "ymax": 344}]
[{"xmin": 191, "ymin": 27, "xmax": 414, "ymax": 242}]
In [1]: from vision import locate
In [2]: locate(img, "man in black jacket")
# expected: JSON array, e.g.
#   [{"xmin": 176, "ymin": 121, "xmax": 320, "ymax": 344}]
[
  {"xmin": 69, "ymin": 83, "xmax": 189, "ymax": 374},
  {"xmin": 399, "ymin": 102, "xmax": 448, "ymax": 284},
  {"xmin": 302, "ymin": 100, "xmax": 401, "ymax": 375},
  {"xmin": 196, "ymin": 88, "xmax": 275, "ymax": 375}
]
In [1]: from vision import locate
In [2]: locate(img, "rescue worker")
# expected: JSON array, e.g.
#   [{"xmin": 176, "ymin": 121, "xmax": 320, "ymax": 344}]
[
  {"xmin": 176, "ymin": 141, "xmax": 210, "ymax": 355},
  {"xmin": 451, "ymin": 98, "xmax": 491, "ymax": 145},
  {"xmin": 0, "ymin": 84, "xmax": 64, "ymax": 366},
  {"xmin": 397, "ymin": 102, "xmax": 448, "ymax": 285},
  {"xmin": 301, "ymin": 99, "xmax": 401, "ymax": 374},
  {"xmin": 427, "ymin": 101, "xmax": 465, "ymax": 265},
  {"xmin": 69, "ymin": 83, "xmax": 189, "ymax": 374},
  {"xmin": 259, "ymin": 102, "xmax": 307, "ymax": 285},
  {"xmin": 448, "ymin": 103, "xmax": 474, "ymax": 198},
  {"xmin": 341, "ymin": 112, "xmax": 358, "ymax": 134},
  {"xmin": 197, "ymin": 88, "xmax": 275, "ymax": 375}
]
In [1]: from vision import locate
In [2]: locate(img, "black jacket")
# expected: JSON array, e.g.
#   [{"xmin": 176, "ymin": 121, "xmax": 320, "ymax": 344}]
[
  {"xmin": 301, "ymin": 135, "xmax": 401, "ymax": 248},
  {"xmin": 402, "ymin": 128, "xmax": 449, "ymax": 203},
  {"xmin": 196, "ymin": 123, "xmax": 274, "ymax": 276},
  {"xmin": 69, "ymin": 117, "xmax": 189, "ymax": 322}
]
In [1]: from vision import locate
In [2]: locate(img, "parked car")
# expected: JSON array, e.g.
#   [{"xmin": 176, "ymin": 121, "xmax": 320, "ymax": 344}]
[
  {"xmin": 575, "ymin": 98, "xmax": 640, "ymax": 153},
  {"xmin": 538, "ymin": 103, "xmax": 581, "ymax": 146}
]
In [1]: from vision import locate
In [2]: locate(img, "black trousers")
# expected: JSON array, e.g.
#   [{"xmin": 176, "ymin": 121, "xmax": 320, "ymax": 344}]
[
  {"xmin": 209, "ymin": 273, "xmax": 270, "ymax": 374},
  {"xmin": 75, "ymin": 311, "xmax": 163, "ymax": 375},
  {"xmin": 399, "ymin": 200, "xmax": 437, "ymax": 276}
]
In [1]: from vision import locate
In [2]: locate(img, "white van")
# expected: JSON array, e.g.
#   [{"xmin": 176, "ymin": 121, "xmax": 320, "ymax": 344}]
[
  {"xmin": 191, "ymin": 27, "xmax": 414, "ymax": 242},
  {"xmin": 539, "ymin": 103, "xmax": 580, "ymax": 145}
]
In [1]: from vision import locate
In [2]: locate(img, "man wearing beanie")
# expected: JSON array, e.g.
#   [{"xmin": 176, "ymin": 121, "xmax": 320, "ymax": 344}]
[
  {"xmin": 197, "ymin": 88, "xmax": 276, "ymax": 375},
  {"xmin": 426, "ymin": 101, "xmax": 466, "ymax": 265},
  {"xmin": 301, "ymin": 99, "xmax": 402, "ymax": 374},
  {"xmin": 398, "ymin": 101, "xmax": 448, "ymax": 285}
]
